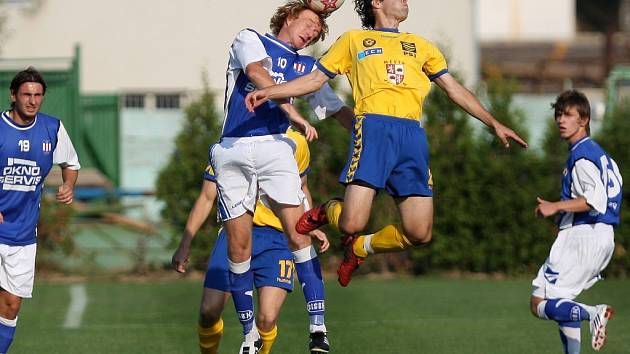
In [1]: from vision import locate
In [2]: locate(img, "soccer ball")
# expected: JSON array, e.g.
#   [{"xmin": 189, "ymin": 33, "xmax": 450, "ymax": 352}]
[{"xmin": 304, "ymin": 0, "xmax": 345, "ymax": 14}]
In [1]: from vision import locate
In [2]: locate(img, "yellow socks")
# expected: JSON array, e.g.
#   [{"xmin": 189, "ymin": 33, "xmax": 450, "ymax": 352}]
[
  {"xmin": 325, "ymin": 199, "xmax": 344, "ymax": 232},
  {"xmin": 257, "ymin": 325, "xmax": 278, "ymax": 354},
  {"xmin": 354, "ymin": 224, "xmax": 412, "ymax": 257},
  {"xmin": 198, "ymin": 319, "xmax": 224, "ymax": 354}
]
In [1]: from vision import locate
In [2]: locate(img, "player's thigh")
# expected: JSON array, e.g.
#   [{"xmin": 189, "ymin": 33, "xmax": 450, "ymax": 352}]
[
  {"xmin": 256, "ymin": 138, "xmax": 303, "ymax": 207},
  {"xmin": 0, "ymin": 243, "xmax": 36, "ymax": 300},
  {"xmin": 532, "ymin": 225, "xmax": 614, "ymax": 299},
  {"xmin": 338, "ymin": 183, "xmax": 377, "ymax": 232},
  {"xmin": 256, "ymin": 286, "xmax": 288, "ymax": 330},
  {"xmin": 211, "ymin": 141, "xmax": 258, "ymax": 221},
  {"xmin": 395, "ymin": 195, "xmax": 433, "ymax": 242}
]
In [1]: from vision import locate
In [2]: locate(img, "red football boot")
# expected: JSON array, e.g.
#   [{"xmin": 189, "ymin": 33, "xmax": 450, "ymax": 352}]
[
  {"xmin": 296, "ymin": 201, "xmax": 331, "ymax": 234},
  {"xmin": 337, "ymin": 235, "xmax": 365, "ymax": 287}
]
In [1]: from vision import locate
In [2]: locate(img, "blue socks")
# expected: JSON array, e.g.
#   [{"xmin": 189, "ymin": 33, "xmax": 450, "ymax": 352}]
[
  {"xmin": 293, "ymin": 246, "xmax": 326, "ymax": 330},
  {"xmin": 228, "ymin": 258, "xmax": 255, "ymax": 336},
  {"xmin": 0, "ymin": 316, "xmax": 17, "ymax": 353},
  {"xmin": 543, "ymin": 299, "xmax": 591, "ymax": 322},
  {"xmin": 558, "ymin": 321, "xmax": 581, "ymax": 354}
]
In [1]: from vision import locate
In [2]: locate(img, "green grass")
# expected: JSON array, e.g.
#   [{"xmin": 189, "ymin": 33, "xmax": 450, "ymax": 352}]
[{"xmin": 11, "ymin": 277, "xmax": 630, "ymax": 353}]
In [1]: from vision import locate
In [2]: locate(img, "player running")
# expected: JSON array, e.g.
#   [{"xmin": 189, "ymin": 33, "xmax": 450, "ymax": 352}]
[
  {"xmin": 530, "ymin": 90, "xmax": 620, "ymax": 354},
  {"xmin": 0, "ymin": 67, "xmax": 80, "ymax": 352}
]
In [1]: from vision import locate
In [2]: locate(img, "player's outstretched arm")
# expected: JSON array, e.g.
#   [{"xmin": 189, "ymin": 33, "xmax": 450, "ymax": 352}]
[
  {"xmin": 172, "ymin": 180, "xmax": 217, "ymax": 273},
  {"xmin": 0, "ymin": 212, "xmax": 3, "ymax": 224},
  {"xmin": 245, "ymin": 69, "xmax": 330, "ymax": 112},
  {"xmin": 434, "ymin": 73, "xmax": 528, "ymax": 148},
  {"xmin": 57, "ymin": 167, "xmax": 78, "ymax": 204},
  {"xmin": 245, "ymin": 61, "xmax": 318, "ymax": 141}
]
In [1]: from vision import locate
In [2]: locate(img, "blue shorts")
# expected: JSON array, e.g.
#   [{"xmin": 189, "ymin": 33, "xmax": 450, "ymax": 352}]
[
  {"xmin": 339, "ymin": 114, "xmax": 432, "ymax": 197},
  {"xmin": 204, "ymin": 226, "xmax": 294, "ymax": 292}
]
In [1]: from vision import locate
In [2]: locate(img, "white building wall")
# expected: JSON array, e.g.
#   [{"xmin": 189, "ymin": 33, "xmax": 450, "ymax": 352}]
[
  {"xmin": 477, "ymin": 0, "xmax": 575, "ymax": 41},
  {"xmin": 0, "ymin": 0, "xmax": 479, "ymax": 93}
]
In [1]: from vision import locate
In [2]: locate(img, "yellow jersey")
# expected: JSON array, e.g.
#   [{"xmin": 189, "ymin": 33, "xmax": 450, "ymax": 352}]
[{"xmin": 317, "ymin": 29, "xmax": 447, "ymax": 121}]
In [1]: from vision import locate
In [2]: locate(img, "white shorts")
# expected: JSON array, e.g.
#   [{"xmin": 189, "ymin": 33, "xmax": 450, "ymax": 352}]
[
  {"xmin": 0, "ymin": 243, "xmax": 37, "ymax": 298},
  {"xmin": 532, "ymin": 223, "xmax": 614, "ymax": 300},
  {"xmin": 211, "ymin": 135, "xmax": 304, "ymax": 221}
]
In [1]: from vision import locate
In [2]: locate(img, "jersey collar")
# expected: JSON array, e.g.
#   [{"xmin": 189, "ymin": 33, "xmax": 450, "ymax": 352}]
[
  {"xmin": 374, "ymin": 27, "xmax": 400, "ymax": 33},
  {"xmin": 2, "ymin": 111, "xmax": 38, "ymax": 130},
  {"xmin": 264, "ymin": 33, "xmax": 298, "ymax": 53},
  {"xmin": 570, "ymin": 136, "xmax": 590, "ymax": 151}
]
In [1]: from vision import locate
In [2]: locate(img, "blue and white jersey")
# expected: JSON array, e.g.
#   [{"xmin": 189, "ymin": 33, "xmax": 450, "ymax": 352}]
[
  {"xmin": 0, "ymin": 111, "xmax": 80, "ymax": 245},
  {"xmin": 559, "ymin": 136, "xmax": 622, "ymax": 229},
  {"xmin": 221, "ymin": 29, "xmax": 344, "ymax": 138}
]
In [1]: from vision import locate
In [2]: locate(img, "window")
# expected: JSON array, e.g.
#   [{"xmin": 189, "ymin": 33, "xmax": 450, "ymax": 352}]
[
  {"xmin": 124, "ymin": 94, "xmax": 145, "ymax": 109},
  {"xmin": 156, "ymin": 94, "xmax": 180, "ymax": 109}
]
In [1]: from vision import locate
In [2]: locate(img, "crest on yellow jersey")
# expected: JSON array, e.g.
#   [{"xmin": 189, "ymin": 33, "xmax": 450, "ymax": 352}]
[
  {"xmin": 363, "ymin": 38, "xmax": 376, "ymax": 47},
  {"xmin": 386, "ymin": 62, "xmax": 405, "ymax": 85}
]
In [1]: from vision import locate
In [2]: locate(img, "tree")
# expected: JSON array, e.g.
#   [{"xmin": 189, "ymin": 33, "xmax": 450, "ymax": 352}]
[{"xmin": 155, "ymin": 84, "xmax": 222, "ymax": 269}]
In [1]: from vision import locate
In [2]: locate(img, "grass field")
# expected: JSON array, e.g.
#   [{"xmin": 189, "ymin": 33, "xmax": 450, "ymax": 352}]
[{"xmin": 11, "ymin": 277, "xmax": 630, "ymax": 353}]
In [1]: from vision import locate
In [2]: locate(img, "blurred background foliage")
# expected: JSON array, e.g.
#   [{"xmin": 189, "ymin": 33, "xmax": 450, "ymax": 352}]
[{"xmin": 149, "ymin": 76, "xmax": 630, "ymax": 278}]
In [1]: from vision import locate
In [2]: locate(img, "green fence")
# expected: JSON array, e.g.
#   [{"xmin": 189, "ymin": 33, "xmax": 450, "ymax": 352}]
[{"xmin": 0, "ymin": 46, "xmax": 120, "ymax": 185}]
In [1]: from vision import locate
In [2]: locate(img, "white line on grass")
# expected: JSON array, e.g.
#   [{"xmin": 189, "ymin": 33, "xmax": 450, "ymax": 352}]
[{"xmin": 63, "ymin": 284, "xmax": 87, "ymax": 329}]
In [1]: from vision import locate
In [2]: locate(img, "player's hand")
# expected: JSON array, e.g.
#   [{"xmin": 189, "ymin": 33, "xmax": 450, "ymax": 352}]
[
  {"xmin": 535, "ymin": 197, "xmax": 557, "ymax": 218},
  {"xmin": 56, "ymin": 184, "xmax": 74, "ymax": 204},
  {"xmin": 291, "ymin": 119, "xmax": 318, "ymax": 142},
  {"xmin": 309, "ymin": 229, "xmax": 330, "ymax": 253},
  {"xmin": 171, "ymin": 241, "xmax": 191, "ymax": 273},
  {"xmin": 0, "ymin": 212, "xmax": 3, "ymax": 224},
  {"xmin": 245, "ymin": 90, "xmax": 270, "ymax": 112},
  {"xmin": 494, "ymin": 123, "xmax": 528, "ymax": 148}
]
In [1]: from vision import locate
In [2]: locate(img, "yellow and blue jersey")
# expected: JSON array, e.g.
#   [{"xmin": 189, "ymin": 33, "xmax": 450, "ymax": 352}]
[
  {"xmin": 316, "ymin": 29, "xmax": 448, "ymax": 121},
  {"xmin": 204, "ymin": 128, "xmax": 310, "ymax": 231}
]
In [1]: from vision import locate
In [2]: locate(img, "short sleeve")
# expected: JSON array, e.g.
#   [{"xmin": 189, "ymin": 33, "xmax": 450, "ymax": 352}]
[
  {"xmin": 316, "ymin": 32, "xmax": 353, "ymax": 78},
  {"xmin": 53, "ymin": 122, "xmax": 80, "ymax": 170},
  {"xmin": 422, "ymin": 40, "xmax": 448, "ymax": 81},
  {"xmin": 229, "ymin": 29, "xmax": 272, "ymax": 72},
  {"xmin": 571, "ymin": 159, "xmax": 607, "ymax": 214}
]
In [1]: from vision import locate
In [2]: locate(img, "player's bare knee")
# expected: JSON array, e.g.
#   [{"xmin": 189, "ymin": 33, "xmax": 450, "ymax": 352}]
[
  {"xmin": 286, "ymin": 232, "xmax": 312, "ymax": 250},
  {"xmin": 530, "ymin": 296, "xmax": 543, "ymax": 318},
  {"xmin": 406, "ymin": 227, "xmax": 432, "ymax": 245},
  {"xmin": 256, "ymin": 312, "xmax": 277, "ymax": 332},
  {"xmin": 338, "ymin": 220, "xmax": 365, "ymax": 236},
  {"xmin": 199, "ymin": 305, "xmax": 222, "ymax": 327}
]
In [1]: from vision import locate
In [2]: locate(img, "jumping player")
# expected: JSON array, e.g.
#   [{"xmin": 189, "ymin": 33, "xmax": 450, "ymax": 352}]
[{"xmin": 246, "ymin": 0, "xmax": 527, "ymax": 286}]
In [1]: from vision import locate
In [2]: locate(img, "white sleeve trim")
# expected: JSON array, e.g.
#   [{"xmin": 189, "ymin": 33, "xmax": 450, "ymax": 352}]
[
  {"xmin": 53, "ymin": 122, "xmax": 81, "ymax": 170},
  {"xmin": 304, "ymin": 83, "xmax": 345, "ymax": 120},
  {"xmin": 571, "ymin": 159, "xmax": 606, "ymax": 214},
  {"xmin": 229, "ymin": 29, "xmax": 272, "ymax": 72}
]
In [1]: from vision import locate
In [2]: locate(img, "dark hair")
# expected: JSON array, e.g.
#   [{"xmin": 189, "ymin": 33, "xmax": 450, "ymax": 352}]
[
  {"xmin": 270, "ymin": 1, "xmax": 329, "ymax": 44},
  {"xmin": 354, "ymin": 0, "xmax": 376, "ymax": 29},
  {"xmin": 10, "ymin": 66, "xmax": 47, "ymax": 96},
  {"xmin": 551, "ymin": 89, "xmax": 591, "ymax": 134}
]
